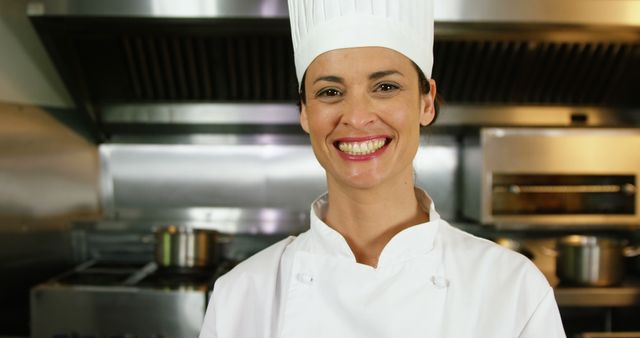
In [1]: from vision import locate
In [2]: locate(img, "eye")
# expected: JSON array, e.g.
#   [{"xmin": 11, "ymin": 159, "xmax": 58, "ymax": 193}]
[
  {"xmin": 375, "ymin": 82, "xmax": 400, "ymax": 93},
  {"xmin": 316, "ymin": 88, "xmax": 342, "ymax": 96},
  {"xmin": 316, "ymin": 88, "xmax": 342, "ymax": 98}
]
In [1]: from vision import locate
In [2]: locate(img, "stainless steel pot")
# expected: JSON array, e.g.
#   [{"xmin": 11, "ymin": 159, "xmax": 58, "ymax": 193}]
[
  {"xmin": 494, "ymin": 237, "xmax": 534, "ymax": 260},
  {"xmin": 556, "ymin": 235, "xmax": 640, "ymax": 287},
  {"xmin": 154, "ymin": 225, "xmax": 218, "ymax": 269}
]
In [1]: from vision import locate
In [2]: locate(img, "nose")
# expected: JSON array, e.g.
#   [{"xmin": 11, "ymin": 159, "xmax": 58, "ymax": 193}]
[{"xmin": 340, "ymin": 93, "xmax": 377, "ymax": 128}]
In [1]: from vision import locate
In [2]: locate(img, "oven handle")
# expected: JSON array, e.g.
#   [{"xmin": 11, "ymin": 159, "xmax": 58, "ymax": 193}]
[{"xmin": 493, "ymin": 183, "xmax": 636, "ymax": 194}]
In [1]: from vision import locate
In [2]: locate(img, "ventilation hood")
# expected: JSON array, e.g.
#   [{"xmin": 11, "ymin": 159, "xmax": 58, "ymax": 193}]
[{"xmin": 27, "ymin": 0, "xmax": 640, "ymax": 141}]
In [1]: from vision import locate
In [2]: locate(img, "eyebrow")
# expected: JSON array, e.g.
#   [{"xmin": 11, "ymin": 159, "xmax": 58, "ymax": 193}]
[
  {"xmin": 369, "ymin": 70, "xmax": 404, "ymax": 80},
  {"xmin": 312, "ymin": 70, "xmax": 404, "ymax": 85},
  {"xmin": 313, "ymin": 75, "xmax": 344, "ymax": 85}
]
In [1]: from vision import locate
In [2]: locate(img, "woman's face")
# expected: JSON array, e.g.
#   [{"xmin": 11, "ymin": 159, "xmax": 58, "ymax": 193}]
[{"xmin": 300, "ymin": 47, "xmax": 436, "ymax": 190}]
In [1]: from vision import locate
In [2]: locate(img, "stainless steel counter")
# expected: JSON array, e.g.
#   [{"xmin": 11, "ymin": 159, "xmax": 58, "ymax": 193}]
[
  {"xmin": 555, "ymin": 280, "xmax": 640, "ymax": 307},
  {"xmin": 30, "ymin": 261, "xmax": 211, "ymax": 338}
]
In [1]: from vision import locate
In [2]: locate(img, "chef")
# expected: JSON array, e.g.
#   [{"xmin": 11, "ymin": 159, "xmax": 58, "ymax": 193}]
[{"xmin": 199, "ymin": 0, "xmax": 566, "ymax": 337}]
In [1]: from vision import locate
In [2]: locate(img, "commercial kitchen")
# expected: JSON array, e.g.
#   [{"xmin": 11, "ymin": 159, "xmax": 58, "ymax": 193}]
[{"xmin": 1, "ymin": 0, "xmax": 640, "ymax": 337}]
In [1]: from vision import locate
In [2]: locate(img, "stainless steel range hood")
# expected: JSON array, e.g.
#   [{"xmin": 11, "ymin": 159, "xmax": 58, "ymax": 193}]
[{"xmin": 27, "ymin": 0, "xmax": 640, "ymax": 141}]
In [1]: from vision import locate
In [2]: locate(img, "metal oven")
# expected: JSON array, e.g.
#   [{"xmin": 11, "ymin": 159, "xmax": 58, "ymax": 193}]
[{"xmin": 462, "ymin": 128, "xmax": 640, "ymax": 227}]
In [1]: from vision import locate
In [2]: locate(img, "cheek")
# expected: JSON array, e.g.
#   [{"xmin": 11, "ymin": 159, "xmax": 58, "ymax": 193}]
[
  {"xmin": 307, "ymin": 106, "xmax": 340, "ymax": 135},
  {"xmin": 380, "ymin": 100, "xmax": 420, "ymax": 130}
]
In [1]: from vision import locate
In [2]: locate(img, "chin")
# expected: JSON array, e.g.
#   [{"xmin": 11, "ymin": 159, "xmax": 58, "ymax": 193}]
[{"xmin": 334, "ymin": 171, "xmax": 387, "ymax": 190}]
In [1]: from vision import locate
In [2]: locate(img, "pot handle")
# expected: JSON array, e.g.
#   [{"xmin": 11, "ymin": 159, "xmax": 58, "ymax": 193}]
[{"xmin": 624, "ymin": 246, "xmax": 640, "ymax": 257}]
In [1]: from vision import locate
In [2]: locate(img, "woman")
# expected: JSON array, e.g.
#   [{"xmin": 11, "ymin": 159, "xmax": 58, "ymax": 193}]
[{"xmin": 199, "ymin": 1, "xmax": 566, "ymax": 337}]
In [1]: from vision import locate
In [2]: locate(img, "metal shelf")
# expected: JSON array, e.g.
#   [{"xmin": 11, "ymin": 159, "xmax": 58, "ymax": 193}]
[{"xmin": 556, "ymin": 280, "xmax": 640, "ymax": 307}]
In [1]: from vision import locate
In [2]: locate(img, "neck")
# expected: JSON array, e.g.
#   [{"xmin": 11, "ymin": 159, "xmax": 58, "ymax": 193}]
[{"xmin": 324, "ymin": 171, "xmax": 429, "ymax": 268}]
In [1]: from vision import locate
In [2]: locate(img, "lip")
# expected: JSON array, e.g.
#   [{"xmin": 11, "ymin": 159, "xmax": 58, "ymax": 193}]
[
  {"xmin": 333, "ymin": 135, "xmax": 391, "ymax": 161},
  {"xmin": 334, "ymin": 135, "xmax": 388, "ymax": 143}
]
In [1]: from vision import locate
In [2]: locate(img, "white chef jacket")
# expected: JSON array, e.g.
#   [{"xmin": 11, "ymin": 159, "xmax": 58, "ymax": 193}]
[{"xmin": 199, "ymin": 189, "xmax": 566, "ymax": 338}]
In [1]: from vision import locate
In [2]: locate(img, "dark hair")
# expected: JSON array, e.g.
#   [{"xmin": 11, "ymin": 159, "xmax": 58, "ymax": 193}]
[{"xmin": 297, "ymin": 62, "xmax": 440, "ymax": 126}]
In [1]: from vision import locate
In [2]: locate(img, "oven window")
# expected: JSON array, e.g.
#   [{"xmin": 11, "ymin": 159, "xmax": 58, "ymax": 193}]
[{"xmin": 492, "ymin": 174, "xmax": 636, "ymax": 215}]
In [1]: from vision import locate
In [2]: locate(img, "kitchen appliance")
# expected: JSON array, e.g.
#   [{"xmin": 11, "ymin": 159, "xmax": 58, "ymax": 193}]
[
  {"xmin": 30, "ymin": 259, "xmax": 223, "ymax": 338},
  {"xmin": 154, "ymin": 225, "xmax": 218, "ymax": 269},
  {"xmin": 26, "ymin": 0, "xmax": 640, "ymax": 142},
  {"xmin": 578, "ymin": 333, "xmax": 640, "ymax": 338},
  {"xmin": 556, "ymin": 235, "xmax": 640, "ymax": 287},
  {"xmin": 493, "ymin": 237, "xmax": 534, "ymax": 260},
  {"xmin": 462, "ymin": 128, "xmax": 640, "ymax": 228}
]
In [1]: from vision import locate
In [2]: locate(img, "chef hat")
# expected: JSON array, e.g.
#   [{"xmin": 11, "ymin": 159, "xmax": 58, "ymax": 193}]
[{"xmin": 288, "ymin": 0, "xmax": 434, "ymax": 87}]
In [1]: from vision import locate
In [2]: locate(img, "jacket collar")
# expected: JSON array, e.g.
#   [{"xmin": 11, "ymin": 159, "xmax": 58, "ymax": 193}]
[{"xmin": 308, "ymin": 187, "xmax": 441, "ymax": 268}]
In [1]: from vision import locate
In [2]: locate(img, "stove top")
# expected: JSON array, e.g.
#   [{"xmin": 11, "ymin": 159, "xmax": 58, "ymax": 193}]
[
  {"xmin": 138, "ymin": 268, "xmax": 215, "ymax": 289},
  {"xmin": 53, "ymin": 260, "xmax": 223, "ymax": 290}
]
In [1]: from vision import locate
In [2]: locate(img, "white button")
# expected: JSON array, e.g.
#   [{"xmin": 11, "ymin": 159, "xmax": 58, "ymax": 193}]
[
  {"xmin": 431, "ymin": 275, "xmax": 450, "ymax": 289},
  {"xmin": 296, "ymin": 273, "xmax": 315, "ymax": 284}
]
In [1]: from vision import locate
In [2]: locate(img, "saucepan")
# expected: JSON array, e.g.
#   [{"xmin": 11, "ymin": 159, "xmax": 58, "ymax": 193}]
[
  {"xmin": 154, "ymin": 225, "xmax": 218, "ymax": 269},
  {"xmin": 493, "ymin": 237, "xmax": 534, "ymax": 260},
  {"xmin": 551, "ymin": 235, "xmax": 640, "ymax": 287}
]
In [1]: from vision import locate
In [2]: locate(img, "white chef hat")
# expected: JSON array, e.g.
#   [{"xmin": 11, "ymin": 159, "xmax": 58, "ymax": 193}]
[{"xmin": 288, "ymin": 0, "xmax": 434, "ymax": 88}]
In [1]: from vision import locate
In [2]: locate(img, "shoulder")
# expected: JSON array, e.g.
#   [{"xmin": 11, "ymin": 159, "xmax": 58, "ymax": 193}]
[
  {"xmin": 216, "ymin": 236, "xmax": 296, "ymax": 288},
  {"xmin": 203, "ymin": 236, "xmax": 301, "ymax": 337},
  {"xmin": 439, "ymin": 221, "xmax": 534, "ymax": 267},
  {"xmin": 438, "ymin": 220, "xmax": 549, "ymax": 290},
  {"xmin": 208, "ymin": 236, "xmax": 296, "ymax": 326},
  {"xmin": 437, "ymin": 221, "xmax": 560, "ymax": 334}
]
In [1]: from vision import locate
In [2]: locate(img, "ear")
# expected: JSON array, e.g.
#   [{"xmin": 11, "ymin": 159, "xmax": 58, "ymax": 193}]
[
  {"xmin": 300, "ymin": 102, "xmax": 310, "ymax": 134},
  {"xmin": 419, "ymin": 79, "xmax": 437, "ymax": 127}
]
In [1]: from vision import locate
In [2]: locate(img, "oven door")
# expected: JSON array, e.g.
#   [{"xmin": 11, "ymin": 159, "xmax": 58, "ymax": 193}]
[
  {"xmin": 489, "ymin": 173, "xmax": 637, "ymax": 225},
  {"xmin": 462, "ymin": 128, "xmax": 640, "ymax": 227}
]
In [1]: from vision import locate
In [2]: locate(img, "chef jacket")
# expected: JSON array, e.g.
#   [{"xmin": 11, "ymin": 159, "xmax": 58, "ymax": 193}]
[{"xmin": 199, "ymin": 189, "xmax": 566, "ymax": 338}]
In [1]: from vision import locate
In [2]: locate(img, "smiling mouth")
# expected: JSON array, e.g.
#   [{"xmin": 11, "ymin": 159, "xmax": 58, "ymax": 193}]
[{"xmin": 334, "ymin": 137, "xmax": 391, "ymax": 156}]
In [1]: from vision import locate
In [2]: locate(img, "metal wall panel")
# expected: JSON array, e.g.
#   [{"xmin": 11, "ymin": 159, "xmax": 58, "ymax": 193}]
[
  {"xmin": 100, "ymin": 135, "xmax": 459, "ymax": 221},
  {"xmin": 0, "ymin": 103, "xmax": 99, "ymax": 222},
  {"xmin": 415, "ymin": 135, "xmax": 459, "ymax": 218},
  {"xmin": 0, "ymin": 102, "xmax": 99, "ymax": 335}
]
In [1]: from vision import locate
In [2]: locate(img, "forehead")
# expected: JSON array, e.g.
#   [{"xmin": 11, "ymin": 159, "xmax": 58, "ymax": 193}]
[{"xmin": 305, "ymin": 47, "xmax": 416, "ymax": 79}]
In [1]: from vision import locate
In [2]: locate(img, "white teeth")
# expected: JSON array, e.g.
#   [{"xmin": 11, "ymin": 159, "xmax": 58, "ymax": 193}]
[{"xmin": 337, "ymin": 139, "xmax": 387, "ymax": 155}]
